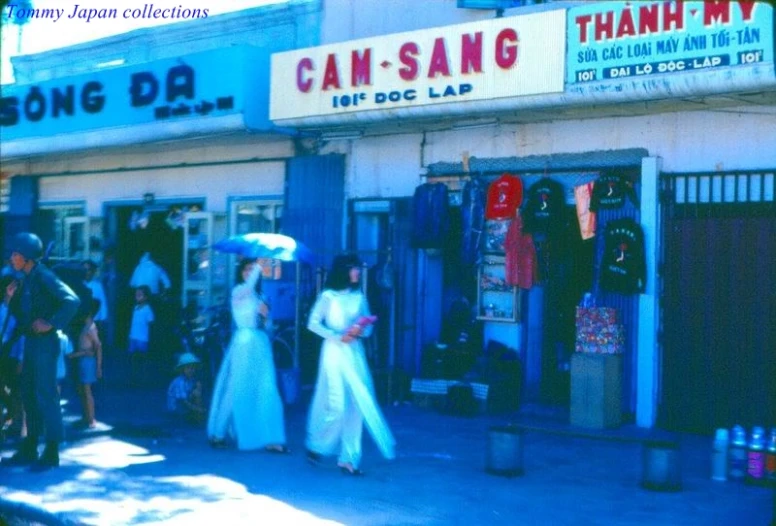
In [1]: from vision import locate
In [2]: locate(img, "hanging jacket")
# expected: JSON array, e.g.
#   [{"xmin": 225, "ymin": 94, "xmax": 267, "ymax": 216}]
[
  {"xmin": 599, "ymin": 218, "xmax": 646, "ymax": 294},
  {"xmin": 589, "ymin": 172, "xmax": 639, "ymax": 211},
  {"xmin": 504, "ymin": 212, "xmax": 538, "ymax": 289},
  {"xmin": 412, "ymin": 182, "xmax": 450, "ymax": 249},
  {"xmin": 485, "ymin": 173, "xmax": 523, "ymax": 220},
  {"xmin": 522, "ymin": 177, "xmax": 566, "ymax": 239},
  {"xmin": 460, "ymin": 178, "xmax": 486, "ymax": 265}
]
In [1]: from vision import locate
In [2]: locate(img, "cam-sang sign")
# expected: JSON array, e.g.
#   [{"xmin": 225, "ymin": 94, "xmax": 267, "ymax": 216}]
[
  {"xmin": 270, "ymin": 10, "xmax": 565, "ymax": 122},
  {"xmin": 567, "ymin": 0, "xmax": 774, "ymax": 84}
]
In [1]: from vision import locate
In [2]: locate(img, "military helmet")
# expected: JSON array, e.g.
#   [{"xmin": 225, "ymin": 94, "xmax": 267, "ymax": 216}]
[{"xmin": 12, "ymin": 232, "xmax": 44, "ymax": 261}]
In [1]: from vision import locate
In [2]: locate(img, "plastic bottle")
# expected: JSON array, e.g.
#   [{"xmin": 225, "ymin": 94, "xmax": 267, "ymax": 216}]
[
  {"xmin": 745, "ymin": 426, "xmax": 766, "ymax": 485},
  {"xmin": 711, "ymin": 428, "xmax": 729, "ymax": 481},
  {"xmin": 764, "ymin": 427, "xmax": 776, "ymax": 486},
  {"xmin": 728, "ymin": 425, "xmax": 748, "ymax": 481}
]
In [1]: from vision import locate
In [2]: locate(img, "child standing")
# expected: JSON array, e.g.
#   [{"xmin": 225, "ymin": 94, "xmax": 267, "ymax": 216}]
[
  {"xmin": 166, "ymin": 352, "xmax": 205, "ymax": 425},
  {"xmin": 129, "ymin": 286, "xmax": 154, "ymax": 387},
  {"xmin": 68, "ymin": 299, "xmax": 103, "ymax": 428}
]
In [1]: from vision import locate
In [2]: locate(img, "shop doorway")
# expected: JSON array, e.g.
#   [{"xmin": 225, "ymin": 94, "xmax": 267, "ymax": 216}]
[
  {"xmin": 106, "ymin": 200, "xmax": 204, "ymax": 355},
  {"xmin": 660, "ymin": 170, "xmax": 776, "ymax": 433}
]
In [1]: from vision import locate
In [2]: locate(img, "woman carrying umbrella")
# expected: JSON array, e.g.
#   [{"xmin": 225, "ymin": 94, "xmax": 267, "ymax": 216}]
[
  {"xmin": 207, "ymin": 259, "xmax": 289, "ymax": 453},
  {"xmin": 305, "ymin": 253, "xmax": 395, "ymax": 476}
]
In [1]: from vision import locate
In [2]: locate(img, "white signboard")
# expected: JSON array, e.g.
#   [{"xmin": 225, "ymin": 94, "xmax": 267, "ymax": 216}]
[{"xmin": 270, "ymin": 10, "xmax": 565, "ymax": 123}]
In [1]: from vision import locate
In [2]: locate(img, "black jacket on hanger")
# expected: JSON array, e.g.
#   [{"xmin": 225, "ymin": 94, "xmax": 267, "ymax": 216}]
[{"xmin": 599, "ymin": 218, "xmax": 646, "ymax": 294}]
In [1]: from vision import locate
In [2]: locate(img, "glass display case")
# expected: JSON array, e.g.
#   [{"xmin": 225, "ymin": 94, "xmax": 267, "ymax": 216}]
[
  {"xmin": 477, "ymin": 254, "xmax": 519, "ymax": 323},
  {"xmin": 182, "ymin": 211, "xmax": 227, "ymax": 328}
]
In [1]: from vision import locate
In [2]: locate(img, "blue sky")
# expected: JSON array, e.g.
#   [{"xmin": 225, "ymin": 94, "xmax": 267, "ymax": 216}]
[{"xmin": 1, "ymin": 0, "xmax": 287, "ymax": 84}]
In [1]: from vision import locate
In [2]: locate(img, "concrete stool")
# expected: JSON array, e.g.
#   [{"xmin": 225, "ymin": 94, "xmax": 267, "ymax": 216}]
[
  {"xmin": 486, "ymin": 425, "xmax": 524, "ymax": 477},
  {"xmin": 641, "ymin": 439, "xmax": 682, "ymax": 492}
]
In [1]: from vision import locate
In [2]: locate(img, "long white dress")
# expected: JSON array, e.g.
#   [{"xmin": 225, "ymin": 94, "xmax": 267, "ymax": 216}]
[
  {"xmin": 306, "ymin": 289, "xmax": 396, "ymax": 468},
  {"xmin": 207, "ymin": 265, "xmax": 285, "ymax": 450}
]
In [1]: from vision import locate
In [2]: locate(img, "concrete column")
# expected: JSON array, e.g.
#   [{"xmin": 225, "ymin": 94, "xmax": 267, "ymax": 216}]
[{"xmin": 637, "ymin": 156, "xmax": 662, "ymax": 428}]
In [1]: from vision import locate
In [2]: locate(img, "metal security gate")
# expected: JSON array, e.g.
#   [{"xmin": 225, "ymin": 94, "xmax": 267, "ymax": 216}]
[{"xmin": 660, "ymin": 170, "xmax": 776, "ymax": 433}]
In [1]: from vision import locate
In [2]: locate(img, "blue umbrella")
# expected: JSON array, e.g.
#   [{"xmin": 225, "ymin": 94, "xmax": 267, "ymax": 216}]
[{"xmin": 212, "ymin": 233, "xmax": 314, "ymax": 264}]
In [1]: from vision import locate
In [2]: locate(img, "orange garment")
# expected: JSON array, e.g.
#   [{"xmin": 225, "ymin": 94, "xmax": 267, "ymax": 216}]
[{"xmin": 574, "ymin": 182, "xmax": 597, "ymax": 240}]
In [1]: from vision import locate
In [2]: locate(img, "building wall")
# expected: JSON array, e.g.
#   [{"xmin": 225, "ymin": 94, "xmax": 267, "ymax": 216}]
[
  {"xmin": 5, "ymin": 136, "xmax": 294, "ymax": 216},
  {"xmin": 341, "ymin": 106, "xmax": 776, "ymax": 198}
]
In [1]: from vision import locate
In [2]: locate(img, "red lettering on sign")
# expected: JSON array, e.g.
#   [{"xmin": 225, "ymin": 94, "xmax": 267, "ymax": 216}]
[
  {"xmin": 461, "ymin": 32, "xmax": 483, "ymax": 75},
  {"xmin": 427, "ymin": 38, "xmax": 451, "ymax": 78},
  {"xmin": 737, "ymin": 0, "xmax": 756, "ymax": 22},
  {"xmin": 321, "ymin": 54, "xmax": 341, "ymax": 91},
  {"xmin": 595, "ymin": 11, "xmax": 615, "ymax": 41},
  {"xmin": 663, "ymin": 1, "xmax": 684, "ymax": 32},
  {"xmin": 351, "ymin": 49, "xmax": 371, "ymax": 87},
  {"xmin": 495, "ymin": 28, "xmax": 518, "ymax": 69},
  {"xmin": 296, "ymin": 58, "xmax": 313, "ymax": 93},
  {"xmin": 639, "ymin": 4, "xmax": 659, "ymax": 35},
  {"xmin": 399, "ymin": 42, "xmax": 419, "ymax": 81},
  {"xmin": 616, "ymin": 7, "xmax": 637, "ymax": 38}
]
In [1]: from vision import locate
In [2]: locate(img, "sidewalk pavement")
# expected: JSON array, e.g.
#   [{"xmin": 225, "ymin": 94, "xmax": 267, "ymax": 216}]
[{"xmin": 1, "ymin": 385, "xmax": 774, "ymax": 526}]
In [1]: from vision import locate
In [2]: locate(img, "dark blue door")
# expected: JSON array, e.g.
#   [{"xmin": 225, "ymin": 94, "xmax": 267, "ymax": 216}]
[{"xmin": 660, "ymin": 171, "xmax": 776, "ymax": 433}]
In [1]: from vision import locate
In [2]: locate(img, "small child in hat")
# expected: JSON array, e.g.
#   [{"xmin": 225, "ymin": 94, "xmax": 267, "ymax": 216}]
[{"xmin": 167, "ymin": 352, "xmax": 205, "ymax": 425}]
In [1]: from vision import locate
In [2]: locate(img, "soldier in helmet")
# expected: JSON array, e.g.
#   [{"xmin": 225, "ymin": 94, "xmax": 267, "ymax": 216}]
[{"xmin": 0, "ymin": 232, "xmax": 80, "ymax": 471}]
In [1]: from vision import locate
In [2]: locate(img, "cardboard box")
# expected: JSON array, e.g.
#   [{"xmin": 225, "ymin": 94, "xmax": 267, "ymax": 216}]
[{"xmin": 570, "ymin": 353, "xmax": 622, "ymax": 429}]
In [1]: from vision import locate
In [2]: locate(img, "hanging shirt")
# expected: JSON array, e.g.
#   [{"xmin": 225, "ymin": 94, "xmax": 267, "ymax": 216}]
[
  {"xmin": 522, "ymin": 177, "xmax": 566, "ymax": 238},
  {"xmin": 485, "ymin": 173, "xmax": 523, "ymax": 220},
  {"xmin": 574, "ymin": 182, "xmax": 597, "ymax": 240},
  {"xmin": 130, "ymin": 253, "xmax": 171, "ymax": 295},
  {"xmin": 412, "ymin": 182, "xmax": 450, "ymax": 249},
  {"xmin": 460, "ymin": 178, "xmax": 486, "ymax": 266},
  {"xmin": 590, "ymin": 173, "xmax": 639, "ymax": 211},
  {"xmin": 599, "ymin": 218, "xmax": 646, "ymax": 294},
  {"xmin": 504, "ymin": 213, "xmax": 538, "ymax": 289}
]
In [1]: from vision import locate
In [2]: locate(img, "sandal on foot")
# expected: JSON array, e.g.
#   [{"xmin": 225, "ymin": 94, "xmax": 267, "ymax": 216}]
[
  {"xmin": 306, "ymin": 450, "xmax": 323, "ymax": 465},
  {"xmin": 266, "ymin": 445, "xmax": 291, "ymax": 455},
  {"xmin": 338, "ymin": 464, "xmax": 364, "ymax": 476},
  {"xmin": 209, "ymin": 438, "xmax": 229, "ymax": 449}
]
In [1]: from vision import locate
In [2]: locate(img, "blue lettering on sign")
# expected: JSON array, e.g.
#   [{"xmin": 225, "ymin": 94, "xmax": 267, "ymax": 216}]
[{"xmin": 602, "ymin": 54, "xmax": 732, "ymax": 80}]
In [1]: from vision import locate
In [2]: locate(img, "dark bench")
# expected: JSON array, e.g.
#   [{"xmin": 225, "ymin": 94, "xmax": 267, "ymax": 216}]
[{"xmin": 485, "ymin": 417, "xmax": 682, "ymax": 492}]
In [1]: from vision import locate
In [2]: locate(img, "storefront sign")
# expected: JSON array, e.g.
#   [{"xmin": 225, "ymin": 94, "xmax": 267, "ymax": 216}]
[
  {"xmin": 0, "ymin": 47, "xmax": 269, "ymax": 141},
  {"xmin": 567, "ymin": 1, "xmax": 774, "ymax": 84},
  {"xmin": 270, "ymin": 10, "xmax": 565, "ymax": 122}
]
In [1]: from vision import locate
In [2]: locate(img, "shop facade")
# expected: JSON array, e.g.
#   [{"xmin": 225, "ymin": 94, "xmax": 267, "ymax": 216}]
[
  {"xmin": 0, "ymin": 3, "xmax": 332, "ymax": 360},
  {"xmin": 270, "ymin": 0, "xmax": 776, "ymax": 431}
]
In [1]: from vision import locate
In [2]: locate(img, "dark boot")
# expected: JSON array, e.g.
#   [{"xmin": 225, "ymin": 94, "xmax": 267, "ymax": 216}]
[
  {"xmin": 1, "ymin": 438, "xmax": 38, "ymax": 467},
  {"xmin": 30, "ymin": 441, "xmax": 59, "ymax": 472}
]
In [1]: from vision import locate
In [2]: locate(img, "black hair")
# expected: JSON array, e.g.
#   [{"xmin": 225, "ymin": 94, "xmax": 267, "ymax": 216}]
[
  {"xmin": 325, "ymin": 253, "xmax": 362, "ymax": 291},
  {"xmin": 235, "ymin": 258, "xmax": 262, "ymax": 294}
]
